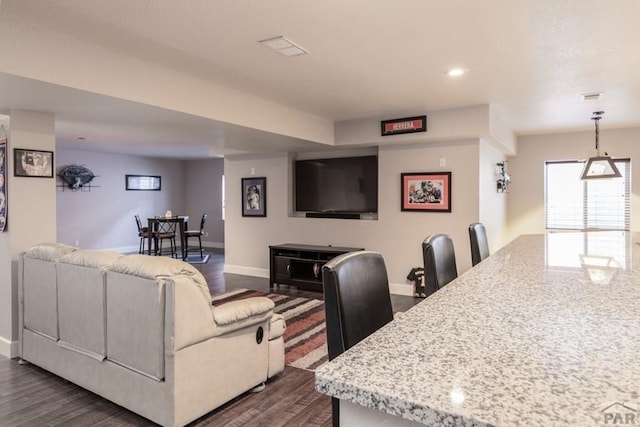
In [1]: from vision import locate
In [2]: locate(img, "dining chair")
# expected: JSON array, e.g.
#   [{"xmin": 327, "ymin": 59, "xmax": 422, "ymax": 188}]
[
  {"xmin": 134, "ymin": 215, "xmax": 152, "ymax": 254},
  {"xmin": 322, "ymin": 250, "xmax": 395, "ymax": 427},
  {"xmin": 422, "ymin": 233, "xmax": 458, "ymax": 298},
  {"xmin": 154, "ymin": 219, "xmax": 177, "ymax": 258},
  {"xmin": 469, "ymin": 222, "xmax": 490, "ymax": 266},
  {"xmin": 184, "ymin": 213, "xmax": 207, "ymax": 259}
]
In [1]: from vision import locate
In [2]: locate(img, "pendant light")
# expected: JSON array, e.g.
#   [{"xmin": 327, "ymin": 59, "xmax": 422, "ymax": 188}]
[{"xmin": 580, "ymin": 111, "xmax": 621, "ymax": 180}]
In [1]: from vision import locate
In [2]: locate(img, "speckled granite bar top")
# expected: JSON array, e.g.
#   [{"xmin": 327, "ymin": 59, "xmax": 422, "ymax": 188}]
[{"xmin": 315, "ymin": 232, "xmax": 640, "ymax": 426}]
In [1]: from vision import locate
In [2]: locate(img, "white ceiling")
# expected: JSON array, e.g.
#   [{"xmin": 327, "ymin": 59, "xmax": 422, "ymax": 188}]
[{"xmin": 1, "ymin": 0, "xmax": 639, "ymax": 158}]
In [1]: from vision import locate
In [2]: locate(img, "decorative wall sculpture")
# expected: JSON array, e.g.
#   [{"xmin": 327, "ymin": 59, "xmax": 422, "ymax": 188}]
[{"xmin": 58, "ymin": 164, "xmax": 97, "ymax": 191}]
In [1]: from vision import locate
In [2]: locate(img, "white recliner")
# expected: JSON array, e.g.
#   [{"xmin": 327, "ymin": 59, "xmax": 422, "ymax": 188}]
[{"xmin": 19, "ymin": 243, "xmax": 285, "ymax": 427}]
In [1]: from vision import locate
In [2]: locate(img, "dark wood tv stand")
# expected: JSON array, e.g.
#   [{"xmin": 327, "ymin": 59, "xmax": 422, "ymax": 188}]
[{"xmin": 269, "ymin": 243, "xmax": 364, "ymax": 292}]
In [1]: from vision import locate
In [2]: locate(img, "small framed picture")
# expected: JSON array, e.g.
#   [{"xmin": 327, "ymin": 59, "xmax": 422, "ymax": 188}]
[
  {"xmin": 13, "ymin": 149, "xmax": 54, "ymax": 178},
  {"xmin": 126, "ymin": 174, "xmax": 161, "ymax": 191},
  {"xmin": 242, "ymin": 177, "xmax": 266, "ymax": 217},
  {"xmin": 401, "ymin": 172, "xmax": 452, "ymax": 212}
]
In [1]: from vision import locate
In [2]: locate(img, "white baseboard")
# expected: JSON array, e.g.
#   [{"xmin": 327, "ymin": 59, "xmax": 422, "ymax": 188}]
[
  {"xmin": 0, "ymin": 335, "xmax": 18, "ymax": 359},
  {"xmin": 224, "ymin": 264, "xmax": 270, "ymax": 278},
  {"xmin": 203, "ymin": 241, "xmax": 224, "ymax": 249},
  {"xmin": 108, "ymin": 242, "xmax": 224, "ymax": 254},
  {"xmin": 389, "ymin": 282, "xmax": 414, "ymax": 296}
]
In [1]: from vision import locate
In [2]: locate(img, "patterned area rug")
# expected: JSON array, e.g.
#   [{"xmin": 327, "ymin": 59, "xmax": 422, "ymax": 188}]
[
  {"xmin": 211, "ymin": 288, "xmax": 327, "ymax": 371},
  {"xmin": 185, "ymin": 254, "xmax": 210, "ymax": 264}
]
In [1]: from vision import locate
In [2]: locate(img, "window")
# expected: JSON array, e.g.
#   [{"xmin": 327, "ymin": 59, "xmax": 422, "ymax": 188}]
[{"xmin": 545, "ymin": 159, "xmax": 630, "ymax": 230}]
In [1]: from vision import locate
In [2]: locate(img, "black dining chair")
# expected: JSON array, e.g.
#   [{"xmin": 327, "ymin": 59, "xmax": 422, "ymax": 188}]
[
  {"xmin": 322, "ymin": 250, "xmax": 395, "ymax": 427},
  {"xmin": 154, "ymin": 220, "xmax": 178, "ymax": 258},
  {"xmin": 134, "ymin": 215, "xmax": 152, "ymax": 254},
  {"xmin": 184, "ymin": 213, "xmax": 207, "ymax": 259},
  {"xmin": 469, "ymin": 222, "xmax": 490, "ymax": 266},
  {"xmin": 422, "ymin": 233, "xmax": 458, "ymax": 298}
]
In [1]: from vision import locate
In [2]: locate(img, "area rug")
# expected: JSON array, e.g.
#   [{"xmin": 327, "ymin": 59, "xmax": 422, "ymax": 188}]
[
  {"xmin": 211, "ymin": 288, "xmax": 327, "ymax": 371},
  {"xmin": 185, "ymin": 254, "xmax": 210, "ymax": 264}
]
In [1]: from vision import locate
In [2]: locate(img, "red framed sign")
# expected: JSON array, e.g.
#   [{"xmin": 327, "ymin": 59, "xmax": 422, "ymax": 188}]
[
  {"xmin": 381, "ymin": 115, "xmax": 427, "ymax": 136},
  {"xmin": 401, "ymin": 172, "xmax": 451, "ymax": 212}
]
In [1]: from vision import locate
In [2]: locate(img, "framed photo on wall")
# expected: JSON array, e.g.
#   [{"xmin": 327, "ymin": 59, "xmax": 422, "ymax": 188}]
[
  {"xmin": 401, "ymin": 172, "xmax": 451, "ymax": 212},
  {"xmin": 126, "ymin": 174, "xmax": 161, "ymax": 191},
  {"xmin": 242, "ymin": 177, "xmax": 266, "ymax": 217},
  {"xmin": 13, "ymin": 148, "xmax": 54, "ymax": 178}
]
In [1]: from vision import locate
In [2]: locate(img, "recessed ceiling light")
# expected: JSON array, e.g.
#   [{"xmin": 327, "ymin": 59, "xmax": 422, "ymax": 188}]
[
  {"xmin": 259, "ymin": 36, "xmax": 308, "ymax": 57},
  {"xmin": 446, "ymin": 67, "xmax": 468, "ymax": 77}
]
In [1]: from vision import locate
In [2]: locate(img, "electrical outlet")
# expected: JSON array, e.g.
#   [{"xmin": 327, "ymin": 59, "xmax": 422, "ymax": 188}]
[
  {"xmin": 439, "ymin": 157, "xmax": 446, "ymax": 167},
  {"xmin": 74, "ymin": 240, "xmax": 80, "ymax": 246},
  {"xmin": 205, "ymin": 232, "xmax": 209, "ymax": 237}
]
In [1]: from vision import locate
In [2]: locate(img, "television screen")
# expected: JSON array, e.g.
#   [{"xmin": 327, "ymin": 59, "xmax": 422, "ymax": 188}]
[{"xmin": 295, "ymin": 155, "xmax": 378, "ymax": 213}]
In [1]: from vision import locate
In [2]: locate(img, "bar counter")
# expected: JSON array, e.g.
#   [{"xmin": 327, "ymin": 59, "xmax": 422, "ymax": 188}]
[{"xmin": 315, "ymin": 231, "xmax": 640, "ymax": 426}]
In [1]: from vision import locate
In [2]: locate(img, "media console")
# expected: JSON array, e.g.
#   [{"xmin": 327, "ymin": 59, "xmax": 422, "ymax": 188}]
[{"xmin": 269, "ymin": 243, "xmax": 365, "ymax": 292}]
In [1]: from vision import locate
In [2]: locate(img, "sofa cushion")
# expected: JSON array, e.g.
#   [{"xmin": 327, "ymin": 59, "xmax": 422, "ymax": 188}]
[
  {"xmin": 106, "ymin": 270, "xmax": 166, "ymax": 381},
  {"xmin": 22, "ymin": 243, "xmax": 78, "ymax": 340},
  {"xmin": 56, "ymin": 250, "xmax": 123, "ymax": 359},
  {"xmin": 110, "ymin": 255, "xmax": 210, "ymax": 305},
  {"xmin": 212, "ymin": 297, "xmax": 274, "ymax": 326},
  {"xmin": 25, "ymin": 242, "xmax": 78, "ymax": 262},
  {"xmin": 59, "ymin": 249, "xmax": 123, "ymax": 268},
  {"xmin": 269, "ymin": 313, "xmax": 286, "ymax": 340}
]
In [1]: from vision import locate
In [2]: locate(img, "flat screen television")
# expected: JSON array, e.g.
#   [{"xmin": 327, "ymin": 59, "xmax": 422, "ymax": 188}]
[{"xmin": 295, "ymin": 155, "xmax": 378, "ymax": 213}]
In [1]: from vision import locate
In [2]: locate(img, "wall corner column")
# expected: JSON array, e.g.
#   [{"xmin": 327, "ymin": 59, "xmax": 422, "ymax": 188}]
[{"xmin": 0, "ymin": 110, "xmax": 56, "ymax": 358}]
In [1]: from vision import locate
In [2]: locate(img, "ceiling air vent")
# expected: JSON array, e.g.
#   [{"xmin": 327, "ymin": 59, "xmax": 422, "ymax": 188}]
[{"xmin": 581, "ymin": 92, "xmax": 602, "ymax": 101}]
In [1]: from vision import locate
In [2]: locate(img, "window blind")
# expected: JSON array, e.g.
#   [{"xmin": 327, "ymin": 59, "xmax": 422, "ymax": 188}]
[{"xmin": 545, "ymin": 159, "xmax": 630, "ymax": 231}]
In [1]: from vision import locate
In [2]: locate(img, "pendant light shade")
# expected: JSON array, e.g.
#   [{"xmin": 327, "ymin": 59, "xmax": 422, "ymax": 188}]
[{"xmin": 580, "ymin": 111, "xmax": 621, "ymax": 180}]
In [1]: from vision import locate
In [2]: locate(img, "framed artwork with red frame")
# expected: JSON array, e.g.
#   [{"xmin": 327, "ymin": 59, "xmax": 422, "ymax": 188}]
[{"xmin": 401, "ymin": 172, "xmax": 451, "ymax": 212}]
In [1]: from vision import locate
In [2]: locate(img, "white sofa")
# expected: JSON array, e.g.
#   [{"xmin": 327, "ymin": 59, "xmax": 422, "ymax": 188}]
[{"xmin": 18, "ymin": 243, "xmax": 286, "ymax": 427}]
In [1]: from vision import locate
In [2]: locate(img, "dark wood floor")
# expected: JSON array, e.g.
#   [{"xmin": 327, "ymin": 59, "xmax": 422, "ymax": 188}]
[{"xmin": 1, "ymin": 249, "xmax": 421, "ymax": 426}]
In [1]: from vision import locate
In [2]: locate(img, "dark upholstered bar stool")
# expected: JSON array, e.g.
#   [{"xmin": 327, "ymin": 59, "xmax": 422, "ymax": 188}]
[
  {"xmin": 185, "ymin": 213, "xmax": 207, "ymax": 259},
  {"xmin": 154, "ymin": 220, "xmax": 177, "ymax": 258},
  {"xmin": 322, "ymin": 251, "xmax": 395, "ymax": 427},
  {"xmin": 135, "ymin": 215, "xmax": 152, "ymax": 254},
  {"xmin": 469, "ymin": 222, "xmax": 490, "ymax": 266},
  {"xmin": 422, "ymin": 233, "xmax": 458, "ymax": 298}
]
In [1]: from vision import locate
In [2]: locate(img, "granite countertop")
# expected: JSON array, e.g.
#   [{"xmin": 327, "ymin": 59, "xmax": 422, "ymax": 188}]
[{"xmin": 315, "ymin": 232, "xmax": 640, "ymax": 426}]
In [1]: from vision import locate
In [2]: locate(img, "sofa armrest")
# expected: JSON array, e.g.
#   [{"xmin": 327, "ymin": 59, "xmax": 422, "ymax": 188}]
[{"xmin": 211, "ymin": 297, "xmax": 274, "ymax": 335}]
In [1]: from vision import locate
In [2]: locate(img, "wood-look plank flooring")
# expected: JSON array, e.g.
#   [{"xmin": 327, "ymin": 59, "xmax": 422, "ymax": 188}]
[{"xmin": 0, "ymin": 249, "xmax": 421, "ymax": 426}]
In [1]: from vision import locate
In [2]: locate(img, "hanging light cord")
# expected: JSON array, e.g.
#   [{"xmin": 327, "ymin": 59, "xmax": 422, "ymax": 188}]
[{"xmin": 592, "ymin": 111, "xmax": 604, "ymax": 155}]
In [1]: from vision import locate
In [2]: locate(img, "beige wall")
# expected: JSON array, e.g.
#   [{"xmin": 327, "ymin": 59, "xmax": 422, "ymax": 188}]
[
  {"xmin": 224, "ymin": 139, "xmax": 495, "ymax": 294},
  {"xmin": 479, "ymin": 140, "xmax": 509, "ymax": 251},
  {"xmin": 184, "ymin": 158, "xmax": 224, "ymax": 246},
  {"xmin": 55, "ymin": 151, "xmax": 226, "ymax": 251},
  {"xmin": 506, "ymin": 127, "xmax": 640, "ymax": 241},
  {"xmin": 0, "ymin": 110, "xmax": 56, "ymax": 357},
  {"xmin": 56, "ymin": 149, "xmax": 187, "ymax": 251}
]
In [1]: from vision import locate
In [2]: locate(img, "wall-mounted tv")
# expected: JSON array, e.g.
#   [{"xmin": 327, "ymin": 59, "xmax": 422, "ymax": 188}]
[{"xmin": 295, "ymin": 155, "xmax": 378, "ymax": 214}]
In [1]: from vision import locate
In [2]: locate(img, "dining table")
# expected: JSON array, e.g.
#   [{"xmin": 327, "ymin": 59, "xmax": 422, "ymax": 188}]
[
  {"xmin": 315, "ymin": 231, "xmax": 640, "ymax": 426},
  {"xmin": 146, "ymin": 216, "xmax": 189, "ymax": 261}
]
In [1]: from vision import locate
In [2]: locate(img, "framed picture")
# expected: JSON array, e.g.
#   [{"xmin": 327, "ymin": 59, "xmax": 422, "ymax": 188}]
[
  {"xmin": 126, "ymin": 174, "xmax": 161, "ymax": 191},
  {"xmin": 13, "ymin": 149, "xmax": 54, "ymax": 178},
  {"xmin": 401, "ymin": 172, "xmax": 451, "ymax": 212},
  {"xmin": 242, "ymin": 177, "xmax": 266, "ymax": 217},
  {"xmin": 0, "ymin": 137, "xmax": 7, "ymax": 232}
]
